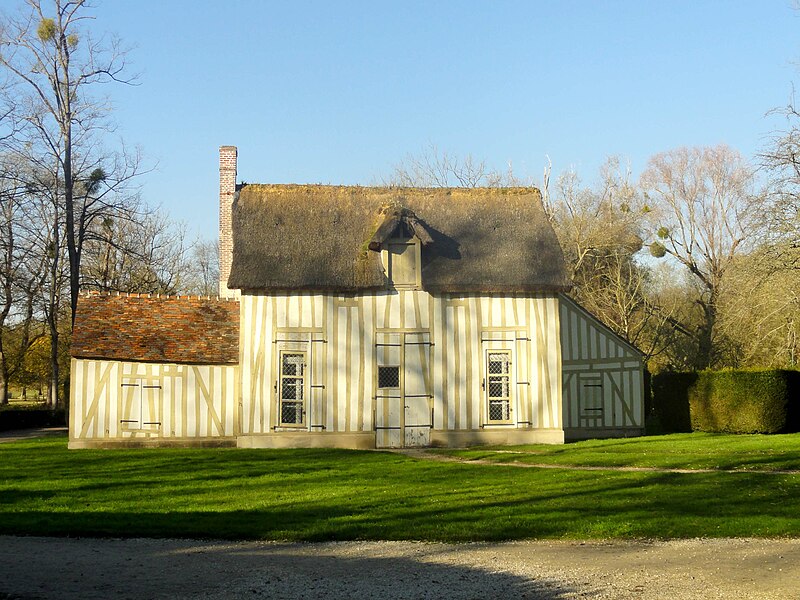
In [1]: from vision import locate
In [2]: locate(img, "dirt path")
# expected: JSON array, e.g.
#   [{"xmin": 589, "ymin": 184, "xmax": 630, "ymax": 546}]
[
  {"xmin": 0, "ymin": 536, "xmax": 797, "ymax": 599},
  {"xmin": 0, "ymin": 427, "xmax": 67, "ymax": 443}
]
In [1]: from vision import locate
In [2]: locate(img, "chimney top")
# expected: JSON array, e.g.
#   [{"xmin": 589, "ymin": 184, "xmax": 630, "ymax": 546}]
[{"xmin": 219, "ymin": 146, "xmax": 238, "ymax": 297}]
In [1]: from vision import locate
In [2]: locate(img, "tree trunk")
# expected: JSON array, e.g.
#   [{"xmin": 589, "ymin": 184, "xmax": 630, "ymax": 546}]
[
  {"xmin": 47, "ymin": 208, "xmax": 62, "ymax": 408},
  {"xmin": 0, "ymin": 355, "xmax": 8, "ymax": 406},
  {"xmin": 63, "ymin": 126, "xmax": 81, "ymax": 327},
  {"xmin": 696, "ymin": 298, "xmax": 717, "ymax": 370},
  {"xmin": 49, "ymin": 329, "xmax": 59, "ymax": 408}
]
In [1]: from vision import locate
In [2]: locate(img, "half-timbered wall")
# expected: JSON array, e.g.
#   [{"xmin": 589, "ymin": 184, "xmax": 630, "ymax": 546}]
[
  {"xmin": 69, "ymin": 359, "xmax": 239, "ymax": 448},
  {"xmin": 239, "ymin": 291, "xmax": 563, "ymax": 444},
  {"xmin": 559, "ymin": 295, "xmax": 645, "ymax": 436},
  {"xmin": 69, "ymin": 292, "xmax": 646, "ymax": 448}
]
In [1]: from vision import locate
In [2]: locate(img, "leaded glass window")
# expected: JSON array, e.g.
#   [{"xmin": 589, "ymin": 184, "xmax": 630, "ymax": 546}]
[
  {"xmin": 279, "ymin": 352, "xmax": 306, "ymax": 426},
  {"xmin": 378, "ymin": 366, "xmax": 400, "ymax": 389},
  {"xmin": 487, "ymin": 351, "xmax": 512, "ymax": 423}
]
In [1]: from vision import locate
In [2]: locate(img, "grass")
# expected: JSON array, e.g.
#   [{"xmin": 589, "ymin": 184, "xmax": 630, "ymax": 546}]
[
  {"xmin": 2, "ymin": 384, "xmax": 48, "ymax": 407},
  {"xmin": 0, "ymin": 433, "xmax": 798, "ymax": 542},
  {"xmin": 431, "ymin": 432, "xmax": 800, "ymax": 472},
  {"xmin": 0, "ymin": 400, "xmax": 49, "ymax": 411}
]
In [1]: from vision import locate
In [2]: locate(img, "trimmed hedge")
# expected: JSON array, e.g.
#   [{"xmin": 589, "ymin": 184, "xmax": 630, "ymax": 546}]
[
  {"xmin": 651, "ymin": 370, "xmax": 800, "ymax": 434},
  {"xmin": 0, "ymin": 408, "xmax": 66, "ymax": 432}
]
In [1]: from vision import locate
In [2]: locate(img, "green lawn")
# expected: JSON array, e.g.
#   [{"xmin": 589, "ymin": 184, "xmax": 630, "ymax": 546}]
[
  {"xmin": 0, "ymin": 433, "xmax": 798, "ymax": 541},
  {"xmin": 432, "ymin": 432, "xmax": 800, "ymax": 471}
]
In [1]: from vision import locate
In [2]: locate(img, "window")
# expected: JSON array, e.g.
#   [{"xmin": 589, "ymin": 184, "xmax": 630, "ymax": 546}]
[
  {"xmin": 385, "ymin": 237, "xmax": 420, "ymax": 289},
  {"xmin": 378, "ymin": 365, "xmax": 400, "ymax": 389},
  {"xmin": 486, "ymin": 351, "xmax": 512, "ymax": 423},
  {"xmin": 120, "ymin": 379, "xmax": 161, "ymax": 429},
  {"xmin": 580, "ymin": 375, "xmax": 603, "ymax": 418},
  {"xmin": 279, "ymin": 351, "xmax": 306, "ymax": 426}
]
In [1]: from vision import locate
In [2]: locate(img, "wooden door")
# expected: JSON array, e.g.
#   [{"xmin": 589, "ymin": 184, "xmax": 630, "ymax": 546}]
[
  {"xmin": 375, "ymin": 331, "xmax": 431, "ymax": 448},
  {"xmin": 375, "ymin": 332, "xmax": 403, "ymax": 448},
  {"xmin": 403, "ymin": 332, "xmax": 431, "ymax": 447},
  {"xmin": 375, "ymin": 390, "xmax": 403, "ymax": 448}
]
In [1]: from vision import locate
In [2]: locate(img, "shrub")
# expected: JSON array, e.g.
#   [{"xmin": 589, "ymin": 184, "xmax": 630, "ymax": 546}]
[
  {"xmin": 652, "ymin": 370, "xmax": 799, "ymax": 434},
  {"xmin": 651, "ymin": 372, "xmax": 695, "ymax": 433},
  {"xmin": 0, "ymin": 408, "xmax": 66, "ymax": 432}
]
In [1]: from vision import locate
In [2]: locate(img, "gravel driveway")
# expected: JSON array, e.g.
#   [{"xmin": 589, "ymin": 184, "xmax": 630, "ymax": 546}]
[{"xmin": 0, "ymin": 536, "xmax": 797, "ymax": 599}]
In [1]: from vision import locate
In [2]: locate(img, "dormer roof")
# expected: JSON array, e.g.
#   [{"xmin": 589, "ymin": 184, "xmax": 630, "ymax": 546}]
[{"xmin": 367, "ymin": 204, "xmax": 434, "ymax": 251}]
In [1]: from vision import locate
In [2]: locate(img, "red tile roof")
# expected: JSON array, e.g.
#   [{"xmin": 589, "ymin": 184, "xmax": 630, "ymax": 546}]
[{"xmin": 71, "ymin": 293, "xmax": 239, "ymax": 364}]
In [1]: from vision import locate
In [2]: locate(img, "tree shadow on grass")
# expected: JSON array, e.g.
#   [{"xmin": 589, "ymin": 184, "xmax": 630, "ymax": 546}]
[
  {"xmin": 0, "ymin": 537, "xmax": 578, "ymax": 600},
  {"xmin": 0, "ymin": 489, "xmax": 56, "ymax": 505},
  {"xmin": 3, "ymin": 467, "xmax": 799, "ymax": 541},
  {"xmin": 3, "ymin": 439, "xmax": 800, "ymax": 541}
]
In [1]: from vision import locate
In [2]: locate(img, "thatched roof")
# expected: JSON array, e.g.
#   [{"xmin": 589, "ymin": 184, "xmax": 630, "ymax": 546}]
[
  {"xmin": 72, "ymin": 293, "xmax": 239, "ymax": 364},
  {"xmin": 368, "ymin": 205, "xmax": 434, "ymax": 251},
  {"xmin": 228, "ymin": 185, "xmax": 570, "ymax": 293}
]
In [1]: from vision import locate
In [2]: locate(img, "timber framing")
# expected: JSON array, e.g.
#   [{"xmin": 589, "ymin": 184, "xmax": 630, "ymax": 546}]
[{"xmin": 68, "ymin": 146, "xmax": 646, "ymax": 449}]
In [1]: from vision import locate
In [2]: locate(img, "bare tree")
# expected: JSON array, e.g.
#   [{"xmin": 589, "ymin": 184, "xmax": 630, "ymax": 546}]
[
  {"xmin": 550, "ymin": 159, "xmax": 643, "ymax": 283},
  {"xmin": 185, "ymin": 239, "xmax": 219, "ymax": 296},
  {"xmin": 540, "ymin": 155, "xmax": 553, "ymax": 219},
  {"xmin": 760, "ymin": 95, "xmax": 800, "ymax": 269},
  {"xmin": 384, "ymin": 143, "xmax": 530, "ymax": 188},
  {"xmin": 24, "ymin": 157, "xmax": 69, "ymax": 405},
  {"xmin": 0, "ymin": 162, "xmax": 21, "ymax": 403},
  {"xmin": 0, "ymin": 156, "xmax": 45, "ymax": 403},
  {"xmin": 715, "ymin": 249, "xmax": 800, "ymax": 368},
  {"xmin": 80, "ymin": 208, "xmax": 193, "ymax": 295},
  {"xmin": 641, "ymin": 145, "xmax": 765, "ymax": 369},
  {"xmin": 549, "ymin": 157, "xmax": 680, "ymax": 364},
  {"xmin": 0, "ymin": 0, "xmax": 138, "ymax": 326}
]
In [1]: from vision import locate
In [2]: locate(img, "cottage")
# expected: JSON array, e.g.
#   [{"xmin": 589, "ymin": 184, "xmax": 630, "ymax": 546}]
[{"xmin": 68, "ymin": 146, "xmax": 645, "ymax": 449}]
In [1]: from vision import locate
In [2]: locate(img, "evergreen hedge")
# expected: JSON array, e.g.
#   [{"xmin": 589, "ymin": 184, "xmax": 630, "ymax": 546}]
[
  {"xmin": 0, "ymin": 408, "xmax": 66, "ymax": 432},
  {"xmin": 651, "ymin": 370, "xmax": 800, "ymax": 434}
]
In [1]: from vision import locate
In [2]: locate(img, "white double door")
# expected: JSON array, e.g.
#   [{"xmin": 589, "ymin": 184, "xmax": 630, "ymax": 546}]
[{"xmin": 375, "ymin": 332, "xmax": 431, "ymax": 448}]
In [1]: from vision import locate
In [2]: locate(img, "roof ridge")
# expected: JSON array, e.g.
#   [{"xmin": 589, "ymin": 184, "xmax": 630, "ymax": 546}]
[
  {"xmin": 239, "ymin": 182, "xmax": 542, "ymax": 193},
  {"xmin": 78, "ymin": 290, "xmax": 238, "ymax": 302}
]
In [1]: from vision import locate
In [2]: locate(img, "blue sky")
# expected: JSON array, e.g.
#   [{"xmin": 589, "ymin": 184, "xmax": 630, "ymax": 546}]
[{"xmin": 71, "ymin": 1, "xmax": 800, "ymax": 239}]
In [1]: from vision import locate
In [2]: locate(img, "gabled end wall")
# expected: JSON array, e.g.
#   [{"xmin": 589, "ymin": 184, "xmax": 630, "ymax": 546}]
[{"xmin": 558, "ymin": 294, "xmax": 646, "ymax": 439}]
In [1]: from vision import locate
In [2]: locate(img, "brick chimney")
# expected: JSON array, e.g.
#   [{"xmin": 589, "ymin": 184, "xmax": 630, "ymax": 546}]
[{"xmin": 219, "ymin": 145, "xmax": 237, "ymax": 297}]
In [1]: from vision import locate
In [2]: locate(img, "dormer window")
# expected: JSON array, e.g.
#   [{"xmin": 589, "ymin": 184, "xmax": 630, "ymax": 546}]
[
  {"xmin": 368, "ymin": 207, "xmax": 432, "ymax": 291},
  {"xmin": 385, "ymin": 237, "xmax": 421, "ymax": 289}
]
